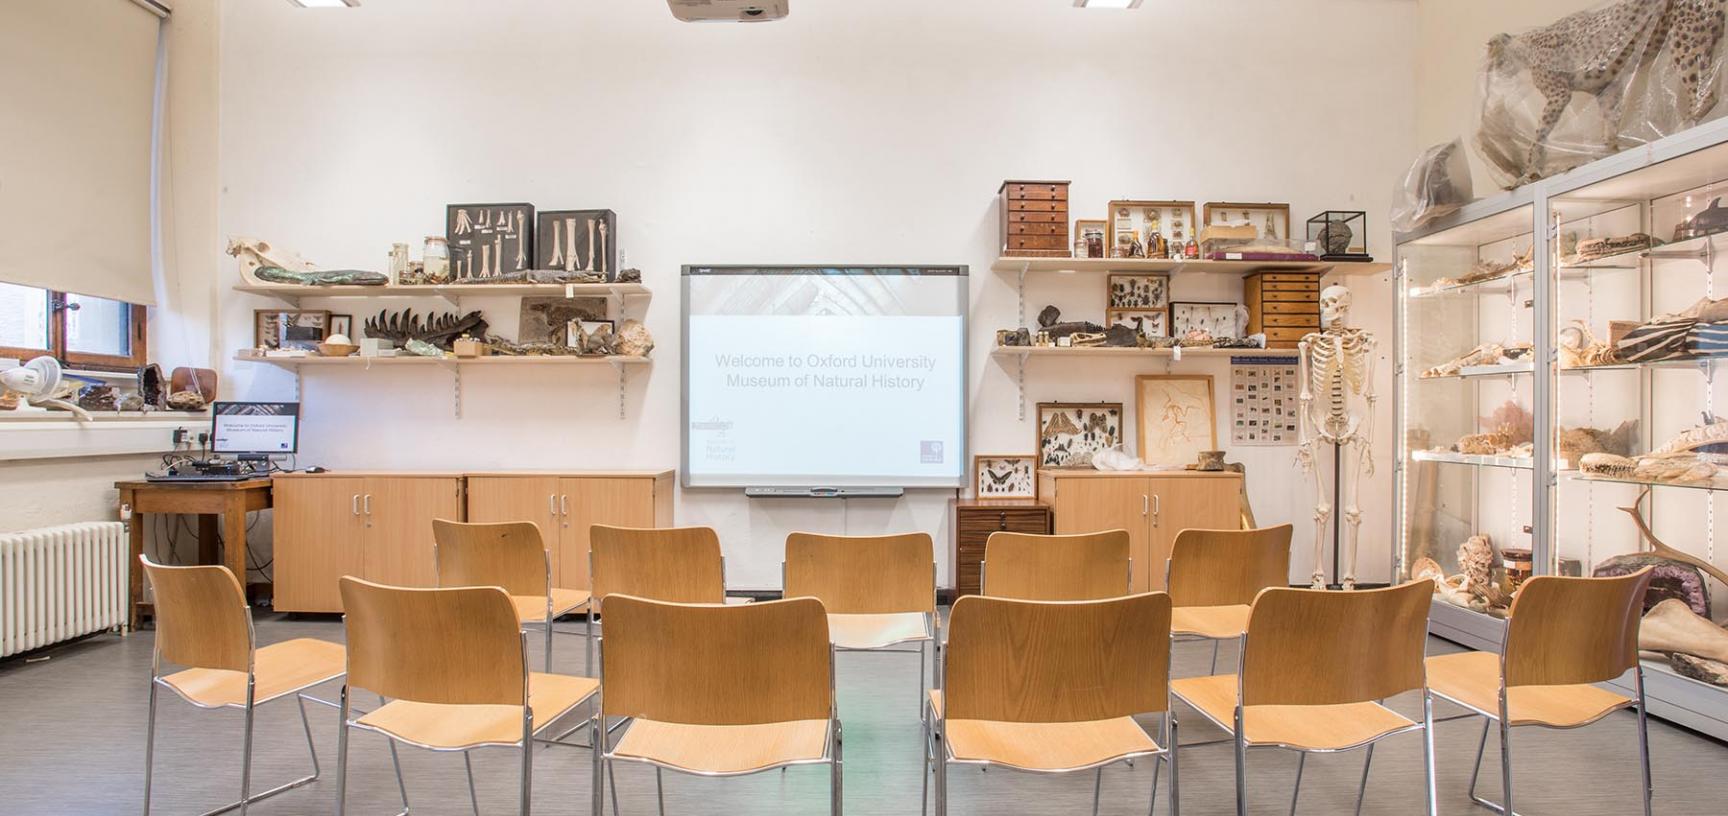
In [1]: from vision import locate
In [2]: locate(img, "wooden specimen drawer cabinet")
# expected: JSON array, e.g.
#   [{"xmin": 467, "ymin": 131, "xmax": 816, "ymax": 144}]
[
  {"xmin": 272, "ymin": 470, "xmax": 673, "ymax": 612},
  {"xmin": 273, "ymin": 472, "xmax": 465, "ymax": 613},
  {"xmin": 1244, "ymin": 270, "xmax": 1322, "ymax": 349},
  {"xmin": 1037, "ymin": 470, "xmax": 1242, "ymax": 593},
  {"xmin": 999, "ymin": 179, "xmax": 1071, "ymax": 257},
  {"xmin": 466, "ymin": 471, "xmax": 674, "ymax": 591},
  {"xmin": 952, "ymin": 499, "xmax": 1052, "ymax": 597}
]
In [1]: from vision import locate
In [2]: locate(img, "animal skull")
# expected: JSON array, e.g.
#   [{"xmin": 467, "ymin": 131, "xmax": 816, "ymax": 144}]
[{"xmin": 1320, "ymin": 285, "xmax": 1352, "ymax": 329}]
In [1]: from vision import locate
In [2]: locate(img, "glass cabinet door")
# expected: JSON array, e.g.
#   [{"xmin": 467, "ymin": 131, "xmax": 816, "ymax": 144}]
[{"xmin": 1397, "ymin": 203, "xmax": 1537, "ymax": 621}]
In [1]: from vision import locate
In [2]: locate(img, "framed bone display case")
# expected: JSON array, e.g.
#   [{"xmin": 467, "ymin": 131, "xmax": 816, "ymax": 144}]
[
  {"xmin": 1394, "ymin": 196, "xmax": 1537, "ymax": 634},
  {"xmin": 447, "ymin": 203, "xmax": 534, "ymax": 281},
  {"xmin": 1107, "ymin": 199, "xmax": 1195, "ymax": 260},
  {"xmin": 536, "ymin": 209, "xmax": 618, "ymax": 281}
]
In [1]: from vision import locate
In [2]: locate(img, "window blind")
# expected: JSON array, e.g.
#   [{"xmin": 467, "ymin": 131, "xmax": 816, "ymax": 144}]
[{"xmin": 0, "ymin": 0, "xmax": 164, "ymax": 306}]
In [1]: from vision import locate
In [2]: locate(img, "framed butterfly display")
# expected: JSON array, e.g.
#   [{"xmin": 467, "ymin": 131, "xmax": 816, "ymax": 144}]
[
  {"xmin": 1036, "ymin": 401, "xmax": 1124, "ymax": 470},
  {"xmin": 973, "ymin": 455, "xmax": 1036, "ymax": 499}
]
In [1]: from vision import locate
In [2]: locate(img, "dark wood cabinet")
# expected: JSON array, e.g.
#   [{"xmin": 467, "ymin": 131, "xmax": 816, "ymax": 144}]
[
  {"xmin": 998, "ymin": 179, "xmax": 1071, "ymax": 258},
  {"xmin": 952, "ymin": 499, "xmax": 1052, "ymax": 597}
]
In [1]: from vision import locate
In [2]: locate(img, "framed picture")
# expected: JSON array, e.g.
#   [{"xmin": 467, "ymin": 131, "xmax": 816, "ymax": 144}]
[
  {"xmin": 519, "ymin": 296, "xmax": 608, "ymax": 346},
  {"xmin": 1106, "ymin": 199, "xmax": 1197, "ymax": 258},
  {"xmin": 1135, "ymin": 374, "xmax": 1217, "ymax": 467},
  {"xmin": 1169, "ymin": 301, "xmax": 1241, "ymax": 339},
  {"xmin": 1202, "ymin": 201, "xmax": 1292, "ymax": 243},
  {"xmin": 253, "ymin": 309, "xmax": 329, "ymax": 351},
  {"xmin": 446, "ymin": 202, "xmax": 535, "ymax": 280},
  {"xmin": 973, "ymin": 454, "xmax": 1036, "ymax": 498},
  {"xmin": 536, "ymin": 209, "xmax": 618, "ymax": 280},
  {"xmin": 1106, "ymin": 308, "xmax": 1168, "ymax": 337},
  {"xmin": 329, "ymin": 314, "xmax": 353, "ymax": 338},
  {"xmin": 1074, "ymin": 219, "xmax": 1107, "ymax": 259},
  {"xmin": 1107, "ymin": 273, "xmax": 1169, "ymax": 310},
  {"xmin": 1036, "ymin": 402, "xmax": 1123, "ymax": 470}
]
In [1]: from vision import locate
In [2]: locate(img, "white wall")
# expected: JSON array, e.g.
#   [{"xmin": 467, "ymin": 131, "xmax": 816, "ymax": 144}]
[{"xmin": 214, "ymin": 0, "xmax": 1418, "ymax": 589}]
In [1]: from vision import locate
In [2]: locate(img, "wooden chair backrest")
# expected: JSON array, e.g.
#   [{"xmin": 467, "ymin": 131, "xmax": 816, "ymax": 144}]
[
  {"xmin": 1240, "ymin": 581, "xmax": 1431, "ymax": 707},
  {"xmin": 600, "ymin": 595, "xmax": 832, "ymax": 724},
  {"xmin": 784, "ymin": 531, "xmax": 935, "ymax": 615},
  {"xmin": 141, "ymin": 557, "xmax": 252, "ymax": 673},
  {"xmin": 1504, "ymin": 570, "xmax": 1653, "ymax": 687},
  {"xmin": 1167, "ymin": 524, "xmax": 1293, "ymax": 607},
  {"xmin": 339, "ymin": 577, "xmax": 525, "ymax": 706},
  {"xmin": 982, "ymin": 530, "xmax": 1131, "ymax": 601},
  {"xmin": 432, "ymin": 519, "xmax": 549, "ymax": 597},
  {"xmin": 945, "ymin": 593, "xmax": 1172, "ymax": 722},
  {"xmin": 590, "ymin": 524, "xmax": 726, "ymax": 607}
]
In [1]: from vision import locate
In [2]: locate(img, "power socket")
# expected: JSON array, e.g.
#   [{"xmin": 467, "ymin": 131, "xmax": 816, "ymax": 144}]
[{"xmin": 172, "ymin": 427, "xmax": 189, "ymax": 445}]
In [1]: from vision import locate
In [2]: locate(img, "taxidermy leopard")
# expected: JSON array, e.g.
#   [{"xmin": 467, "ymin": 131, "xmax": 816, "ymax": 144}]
[{"xmin": 1485, "ymin": 0, "xmax": 1725, "ymax": 184}]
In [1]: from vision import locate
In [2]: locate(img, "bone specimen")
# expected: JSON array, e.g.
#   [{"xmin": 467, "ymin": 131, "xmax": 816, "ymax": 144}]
[
  {"xmin": 549, "ymin": 219, "xmax": 564, "ymax": 267},
  {"xmin": 1421, "ymin": 341, "xmax": 1531, "ymax": 378},
  {"xmin": 1558, "ymin": 320, "xmax": 1620, "ymax": 367},
  {"xmin": 1456, "ymin": 430, "xmax": 1514, "ymax": 455},
  {"xmin": 1567, "ymin": 233, "xmax": 1657, "ymax": 264},
  {"xmin": 565, "ymin": 217, "xmax": 577, "ymax": 273},
  {"xmin": 598, "ymin": 220, "xmax": 609, "ymax": 275},
  {"xmin": 1669, "ymin": 653, "xmax": 1728, "ymax": 686},
  {"xmin": 1580, "ymin": 452, "xmax": 1637, "ymax": 476},
  {"xmin": 1641, "ymin": 599, "xmax": 1728, "ymax": 665},
  {"xmin": 1296, "ymin": 284, "xmax": 1377, "ymax": 589},
  {"xmin": 363, "ymin": 309, "xmax": 490, "ymax": 352},
  {"xmin": 1457, "ymin": 534, "xmax": 1509, "ymax": 609},
  {"xmin": 1632, "ymin": 455, "xmax": 1719, "ymax": 485},
  {"xmin": 480, "ymin": 244, "xmax": 492, "ymax": 277},
  {"xmin": 454, "ymin": 209, "xmax": 473, "ymax": 235},
  {"xmin": 478, "ymin": 209, "xmax": 490, "ymax": 229},
  {"xmin": 586, "ymin": 219, "xmax": 597, "ymax": 273},
  {"xmin": 514, "ymin": 212, "xmax": 526, "ymax": 269},
  {"xmin": 1651, "ymin": 416, "xmax": 1728, "ymax": 456},
  {"xmin": 493, "ymin": 236, "xmax": 503, "ymax": 276}
]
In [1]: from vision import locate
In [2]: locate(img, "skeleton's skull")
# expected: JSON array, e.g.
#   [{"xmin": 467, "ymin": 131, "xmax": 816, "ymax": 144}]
[{"xmin": 1320, "ymin": 285, "xmax": 1352, "ymax": 329}]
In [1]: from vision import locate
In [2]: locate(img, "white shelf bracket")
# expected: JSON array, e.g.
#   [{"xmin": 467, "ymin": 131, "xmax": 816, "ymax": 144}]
[
  {"xmin": 445, "ymin": 361, "xmax": 463, "ymax": 419},
  {"xmin": 1015, "ymin": 352, "xmax": 1026, "ymax": 421},
  {"xmin": 431, "ymin": 286, "xmax": 460, "ymax": 309},
  {"xmin": 608, "ymin": 358, "xmax": 627, "ymax": 419},
  {"xmin": 1017, "ymin": 263, "xmax": 1028, "ymax": 330},
  {"xmin": 292, "ymin": 369, "xmax": 302, "ymax": 402}
]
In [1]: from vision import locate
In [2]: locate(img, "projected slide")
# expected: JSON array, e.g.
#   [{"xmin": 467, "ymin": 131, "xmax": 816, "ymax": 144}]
[{"xmin": 684, "ymin": 267, "xmax": 967, "ymax": 488}]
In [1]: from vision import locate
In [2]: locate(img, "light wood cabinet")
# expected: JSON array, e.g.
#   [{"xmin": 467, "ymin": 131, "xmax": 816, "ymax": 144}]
[
  {"xmin": 271, "ymin": 473, "xmax": 465, "ymax": 613},
  {"xmin": 1038, "ymin": 470, "xmax": 1242, "ymax": 593},
  {"xmin": 465, "ymin": 471, "xmax": 674, "ymax": 590}
]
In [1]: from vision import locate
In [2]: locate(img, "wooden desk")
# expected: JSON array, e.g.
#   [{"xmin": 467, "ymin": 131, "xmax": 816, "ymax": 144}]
[{"xmin": 116, "ymin": 478, "xmax": 273, "ymax": 628}]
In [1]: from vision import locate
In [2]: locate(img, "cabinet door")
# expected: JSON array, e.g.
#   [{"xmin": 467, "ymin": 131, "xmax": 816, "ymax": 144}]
[
  {"xmin": 466, "ymin": 476, "xmax": 562, "ymax": 578},
  {"xmin": 1149, "ymin": 475, "xmax": 1245, "ymax": 589},
  {"xmin": 1050, "ymin": 476, "xmax": 1153, "ymax": 592},
  {"xmin": 362, "ymin": 477, "xmax": 465, "ymax": 588},
  {"xmin": 559, "ymin": 477, "xmax": 657, "ymax": 590},
  {"xmin": 273, "ymin": 477, "xmax": 366, "ymax": 613}
]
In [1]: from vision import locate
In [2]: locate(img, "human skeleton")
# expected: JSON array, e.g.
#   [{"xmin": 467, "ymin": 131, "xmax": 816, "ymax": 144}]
[{"xmin": 1296, "ymin": 285, "xmax": 1378, "ymax": 590}]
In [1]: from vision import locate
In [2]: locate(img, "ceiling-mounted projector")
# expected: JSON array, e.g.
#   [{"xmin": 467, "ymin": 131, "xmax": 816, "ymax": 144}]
[{"xmin": 668, "ymin": 0, "xmax": 787, "ymax": 22}]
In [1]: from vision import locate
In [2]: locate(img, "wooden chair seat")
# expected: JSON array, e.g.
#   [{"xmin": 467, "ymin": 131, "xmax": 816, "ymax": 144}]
[
  {"xmin": 611, "ymin": 718, "xmax": 831, "ymax": 775},
  {"xmin": 828, "ymin": 612, "xmax": 930, "ymax": 649},
  {"xmin": 510, "ymin": 588, "xmax": 591, "ymax": 624},
  {"xmin": 353, "ymin": 672, "xmax": 598, "ymax": 750},
  {"xmin": 1171, "ymin": 604, "xmax": 1251, "ymax": 640},
  {"xmin": 161, "ymin": 638, "xmax": 345, "ymax": 708},
  {"xmin": 928, "ymin": 688, "xmax": 1158, "ymax": 771},
  {"xmin": 1426, "ymin": 651, "xmax": 1633, "ymax": 728},
  {"xmin": 1172, "ymin": 674, "xmax": 1418, "ymax": 751}
]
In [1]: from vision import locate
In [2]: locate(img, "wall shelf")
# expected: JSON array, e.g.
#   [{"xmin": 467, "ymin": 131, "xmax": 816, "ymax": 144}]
[
  {"xmin": 234, "ymin": 280, "xmax": 651, "ymax": 309},
  {"xmin": 990, "ymin": 345, "xmax": 1296, "ymax": 360},
  {"xmin": 989, "ymin": 256, "xmax": 1393, "ymax": 276},
  {"xmin": 234, "ymin": 353, "xmax": 650, "ymax": 419}
]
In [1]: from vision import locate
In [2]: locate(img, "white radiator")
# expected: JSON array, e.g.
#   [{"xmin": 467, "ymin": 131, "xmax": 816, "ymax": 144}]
[{"xmin": 0, "ymin": 522, "xmax": 128, "ymax": 657}]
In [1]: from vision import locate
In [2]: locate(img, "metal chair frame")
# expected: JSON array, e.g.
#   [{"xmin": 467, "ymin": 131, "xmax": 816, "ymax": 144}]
[
  {"xmin": 781, "ymin": 558, "xmax": 942, "ymax": 708},
  {"xmin": 432, "ymin": 528, "xmax": 595, "ymax": 677}
]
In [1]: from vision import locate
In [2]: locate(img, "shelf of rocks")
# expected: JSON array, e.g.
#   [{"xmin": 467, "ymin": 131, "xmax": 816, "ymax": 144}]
[
  {"xmin": 991, "ymin": 345, "xmax": 1299, "ymax": 359},
  {"xmin": 233, "ymin": 280, "xmax": 651, "ymax": 307},
  {"xmin": 234, "ymin": 352, "xmax": 650, "ymax": 368},
  {"xmin": 990, "ymin": 256, "xmax": 1393, "ymax": 277}
]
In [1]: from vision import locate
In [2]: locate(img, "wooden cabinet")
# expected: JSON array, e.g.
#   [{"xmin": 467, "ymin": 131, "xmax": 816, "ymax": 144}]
[
  {"xmin": 272, "ymin": 473, "xmax": 465, "ymax": 613},
  {"xmin": 1038, "ymin": 470, "xmax": 1242, "ymax": 592},
  {"xmin": 951, "ymin": 499, "xmax": 1052, "ymax": 597},
  {"xmin": 999, "ymin": 179, "xmax": 1071, "ymax": 257},
  {"xmin": 465, "ymin": 471, "xmax": 674, "ymax": 590},
  {"xmin": 1244, "ymin": 271, "xmax": 1322, "ymax": 349}
]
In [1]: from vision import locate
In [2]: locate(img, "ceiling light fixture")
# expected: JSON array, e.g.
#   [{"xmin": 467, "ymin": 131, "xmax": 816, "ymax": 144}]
[
  {"xmin": 1073, "ymin": 0, "xmax": 1143, "ymax": 8},
  {"xmin": 288, "ymin": 0, "xmax": 360, "ymax": 8}
]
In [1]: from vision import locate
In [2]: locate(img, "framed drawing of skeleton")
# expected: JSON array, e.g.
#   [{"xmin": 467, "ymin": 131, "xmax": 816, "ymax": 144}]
[
  {"xmin": 1297, "ymin": 284, "xmax": 1378, "ymax": 589},
  {"xmin": 1134, "ymin": 375, "xmax": 1217, "ymax": 467},
  {"xmin": 973, "ymin": 454, "xmax": 1036, "ymax": 498}
]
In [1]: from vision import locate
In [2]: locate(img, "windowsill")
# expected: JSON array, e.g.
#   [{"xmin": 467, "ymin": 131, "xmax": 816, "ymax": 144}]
[
  {"xmin": 0, "ymin": 412, "xmax": 207, "ymax": 461},
  {"xmin": 0, "ymin": 410, "xmax": 207, "ymax": 423}
]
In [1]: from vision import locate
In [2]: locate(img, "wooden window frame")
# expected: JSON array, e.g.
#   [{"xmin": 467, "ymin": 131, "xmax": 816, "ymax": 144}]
[{"xmin": 0, "ymin": 289, "xmax": 149, "ymax": 372}]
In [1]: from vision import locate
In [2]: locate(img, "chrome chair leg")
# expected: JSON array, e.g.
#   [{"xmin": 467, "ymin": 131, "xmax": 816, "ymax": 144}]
[
  {"xmin": 1421, "ymin": 692, "xmax": 1438, "ymax": 816},
  {"xmin": 832, "ymin": 720, "xmax": 844, "ymax": 816},
  {"xmin": 1170, "ymin": 716, "xmax": 1181, "ymax": 816},
  {"xmin": 1499, "ymin": 711, "xmax": 1514, "ymax": 816},
  {"xmin": 1636, "ymin": 668, "xmax": 1654, "ymax": 816},
  {"xmin": 1233, "ymin": 707, "xmax": 1248, "ymax": 816},
  {"xmin": 381, "ymin": 692, "xmax": 412, "ymax": 815},
  {"xmin": 919, "ymin": 643, "xmax": 928, "ymax": 715},
  {"xmin": 1467, "ymin": 714, "xmax": 1523, "ymax": 816},
  {"xmin": 143, "ymin": 677, "xmax": 160, "ymax": 816},
  {"xmin": 1149, "ymin": 717, "xmax": 1163, "ymax": 816},
  {"xmin": 933, "ymin": 717, "xmax": 948, "ymax": 816},
  {"xmin": 334, "ymin": 687, "xmax": 351, "ymax": 816},
  {"xmin": 656, "ymin": 767, "xmax": 666, "ymax": 816},
  {"xmin": 591, "ymin": 711, "xmax": 604, "ymax": 816},
  {"xmin": 545, "ymin": 620, "xmax": 555, "ymax": 674},
  {"xmin": 921, "ymin": 701, "xmax": 931, "ymax": 816},
  {"xmin": 608, "ymin": 757, "xmax": 621, "ymax": 816},
  {"xmin": 1352, "ymin": 744, "xmax": 1374, "ymax": 816},
  {"xmin": 520, "ymin": 707, "xmax": 534, "ymax": 816},
  {"xmin": 1210, "ymin": 640, "xmax": 1221, "ymax": 676},
  {"xmin": 1289, "ymin": 753, "xmax": 1305, "ymax": 816},
  {"xmin": 464, "ymin": 752, "xmax": 481, "ymax": 816},
  {"xmin": 237, "ymin": 682, "xmax": 257, "ymax": 816},
  {"xmin": 585, "ymin": 608, "xmax": 596, "ymax": 678},
  {"xmin": 1092, "ymin": 767, "xmax": 1103, "ymax": 816}
]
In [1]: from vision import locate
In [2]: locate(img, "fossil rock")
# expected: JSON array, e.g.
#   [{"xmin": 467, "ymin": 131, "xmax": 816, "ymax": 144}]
[
  {"xmin": 1412, "ymin": 556, "xmax": 1446, "ymax": 587},
  {"xmin": 77, "ymin": 384, "xmax": 117, "ymax": 412},
  {"xmin": 403, "ymin": 339, "xmax": 443, "ymax": 357},
  {"xmin": 1456, "ymin": 431, "xmax": 1513, "ymax": 455},
  {"xmin": 137, "ymin": 364, "xmax": 166, "ymax": 409},
  {"xmin": 616, "ymin": 319, "xmax": 654, "ymax": 357},
  {"xmin": 119, "ymin": 393, "xmax": 145, "ymax": 412},
  {"xmin": 1670, "ymin": 653, "xmax": 1728, "ymax": 686},
  {"xmin": 253, "ymin": 267, "xmax": 389, "ymax": 287},
  {"xmin": 1594, "ymin": 553, "xmax": 1707, "ymax": 616},
  {"xmin": 1559, "ymin": 419, "xmax": 1638, "ymax": 463},
  {"xmin": 1580, "ymin": 452, "xmax": 1636, "ymax": 476},
  {"xmin": 1641, "ymin": 599, "xmax": 1728, "ymax": 664},
  {"xmin": 1035, "ymin": 305, "xmax": 1103, "ymax": 339},
  {"xmin": 166, "ymin": 390, "xmax": 207, "ymax": 410},
  {"xmin": 617, "ymin": 268, "xmax": 642, "ymax": 284},
  {"xmin": 1317, "ymin": 219, "xmax": 1354, "ymax": 256},
  {"xmin": 0, "ymin": 391, "xmax": 17, "ymax": 410}
]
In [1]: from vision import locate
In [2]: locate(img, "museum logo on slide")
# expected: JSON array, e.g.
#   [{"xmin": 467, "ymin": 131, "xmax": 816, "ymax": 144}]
[{"xmin": 920, "ymin": 441, "xmax": 944, "ymax": 464}]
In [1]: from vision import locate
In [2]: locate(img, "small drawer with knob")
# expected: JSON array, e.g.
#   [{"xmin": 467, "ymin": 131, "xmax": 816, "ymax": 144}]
[{"xmin": 952, "ymin": 499, "xmax": 1052, "ymax": 597}]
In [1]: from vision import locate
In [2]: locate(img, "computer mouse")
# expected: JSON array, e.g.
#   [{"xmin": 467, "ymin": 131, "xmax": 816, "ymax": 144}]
[{"xmin": 304, "ymin": 466, "xmax": 327, "ymax": 474}]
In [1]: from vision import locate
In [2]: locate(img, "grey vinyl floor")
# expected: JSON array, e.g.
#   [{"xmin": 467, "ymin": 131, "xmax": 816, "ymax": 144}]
[{"xmin": 2, "ymin": 613, "xmax": 1726, "ymax": 815}]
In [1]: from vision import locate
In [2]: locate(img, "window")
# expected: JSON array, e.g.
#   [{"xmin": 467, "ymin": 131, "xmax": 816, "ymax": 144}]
[{"xmin": 0, "ymin": 282, "xmax": 148, "ymax": 371}]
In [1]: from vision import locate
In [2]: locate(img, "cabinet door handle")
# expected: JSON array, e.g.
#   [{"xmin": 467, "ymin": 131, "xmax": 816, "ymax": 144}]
[
  {"xmin": 1142, "ymin": 495, "xmax": 1149, "ymax": 516},
  {"xmin": 560, "ymin": 494, "xmax": 569, "ymax": 517},
  {"xmin": 549, "ymin": 494, "xmax": 558, "ymax": 516},
  {"xmin": 363, "ymin": 494, "xmax": 372, "ymax": 515},
  {"xmin": 997, "ymin": 512, "xmax": 1007, "ymax": 530},
  {"xmin": 1153, "ymin": 494, "xmax": 1161, "ymax": 515},
  {"xmin": 352, "ymin": 494, "xmax": 360, "ymax": 516}
]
